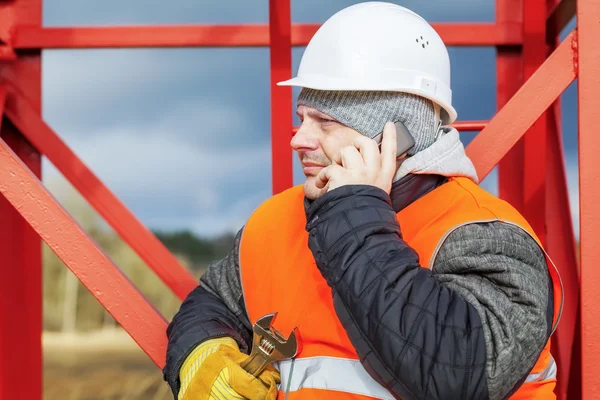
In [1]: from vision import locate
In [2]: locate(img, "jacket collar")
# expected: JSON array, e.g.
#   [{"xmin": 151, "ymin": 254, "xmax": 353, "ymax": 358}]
[
  {"xmin": 389, "ymin": 126, "xmax": 478, "ymax": 212},
  {"xmin": 393, "ymin": 127, "xmax": 479, "ymax": 184},
  {"xmin": 389, "ymin": 173, "xmax": 447, "ymax": 213}
]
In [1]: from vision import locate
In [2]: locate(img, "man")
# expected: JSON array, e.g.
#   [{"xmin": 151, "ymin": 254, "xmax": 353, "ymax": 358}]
[{"xmin": 164, "ymin": 2, "xmax": 563, "ymax": 400}]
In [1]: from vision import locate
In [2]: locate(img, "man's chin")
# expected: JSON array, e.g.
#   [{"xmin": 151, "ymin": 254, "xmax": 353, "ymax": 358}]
[{"xmin": 303, "ymin": 177, "xmax": 327, "ymax": 200}]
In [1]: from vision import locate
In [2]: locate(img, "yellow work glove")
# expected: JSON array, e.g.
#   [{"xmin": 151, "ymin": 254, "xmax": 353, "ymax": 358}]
[{"xmin": 178, "ymin": 337, "xmax": 280, "ymax": 400}]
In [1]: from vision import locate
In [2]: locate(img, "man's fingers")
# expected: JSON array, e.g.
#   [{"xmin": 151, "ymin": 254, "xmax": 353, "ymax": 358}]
[
  {"xmin": 380, "ymin": 121, "xmax": 398, "ymax": 177},
  {"xmin": 315, "ymin": 165, "xmax": 342, "ymax": 189},
  {"xmin": 333, "ymin": 146, "xmax": 364, "ymax": 168},
  {"xmin": 315, "ymin": 166, "xmax": 332, "ymax": 189},
  {"xmin": 352, "ymin": 135, "xmax": 380, "ymax": 168}
]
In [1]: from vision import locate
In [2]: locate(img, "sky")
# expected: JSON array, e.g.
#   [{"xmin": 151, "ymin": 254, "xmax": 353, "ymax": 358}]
[{"xmin": 40, "ymin": 0, "xmax": 580, "ymax": 238}]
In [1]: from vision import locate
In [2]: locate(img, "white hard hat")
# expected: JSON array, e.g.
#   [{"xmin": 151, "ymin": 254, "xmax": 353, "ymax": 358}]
[{"xmin": 278, "ymin": 2, "xmax": 457, "ymax": 124}]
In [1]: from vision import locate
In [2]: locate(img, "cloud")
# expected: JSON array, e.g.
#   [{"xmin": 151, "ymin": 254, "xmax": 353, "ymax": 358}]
[
  {"xmin": 188, "ymin": 190, "xmax": 272, "ymax": 237},
  {"xmin": 40, "ymin": 30, "xmax": 275, "ymax": 239},
  {"xmin": 44, "ymin": 0, "xmax": 269, "ymax": 26},
  {"xmin": 43, "ymin": 103, "xmax": 273, "ymax": 237},
  {"xmin": 138, "ymin": 189, "xmax": 271, "ymax": 237},
  {"xmin": 291, "ymin": 0, "xmax": 494, "ymax": 23},
  {"xmin": 56, "ymin": 128, "xmax": 267, "ymax": 193},
  {"xmin": 44, "ymin": 0, "xmax": 493, "ymax": 27},
  {"xmin": 150, "ymin": 98, "xmax": 269, "ymax": 149},
  {"xmin": 42, "ymin": 47, "xmax": 271, "ymax": 139}
]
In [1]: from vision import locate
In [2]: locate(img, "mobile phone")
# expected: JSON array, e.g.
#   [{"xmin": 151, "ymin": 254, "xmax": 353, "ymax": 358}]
[{"xmin": 372, "ymin": 120, "xmax": 415, "ymax": 158}]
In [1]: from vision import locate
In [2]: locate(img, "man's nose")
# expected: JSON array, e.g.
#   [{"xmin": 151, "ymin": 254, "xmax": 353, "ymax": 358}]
[{"xmin": 290, "ymin": 123, "xmax": 319, "ymax": 151}]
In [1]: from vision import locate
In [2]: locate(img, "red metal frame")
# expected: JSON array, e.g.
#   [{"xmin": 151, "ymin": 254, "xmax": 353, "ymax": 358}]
[
  {"xmin": 2, "ymin": 82, "xmax": 198, "ymax": 301},
  {"xmin": 269, "ymin": 0, "xmax": 293, "ymax": 194},
  {"xmin": 522, "ymin": 0, "xmax": 550, "ymax": 245},
  {"xmin": 577, "ymin": 0, "xmax": 600, "ymax": 397},
  {"xmin": 466, "ymin": 31, "xmax": 576, "ymax": 178},
  {"xmin": 11, "ymin": 23, "xmax": 522, "ymax": 49},
  {"xmin": 0, "ymin": 0, "xmax": 42, "ymax": 398},
  {"xmin": 547, "ymin": 101, "xmax": 580, "ymax": 400},
  {"xmin": 0, "ymin": 0, "xmax": 593, "ymax": 399},
  {"xmin": 0, "ymin": 131, "xmax": 168, "ymax": 367},
  {"xmin": 496, "ymin": 0, "xmax": 525, "ymax": 212}
]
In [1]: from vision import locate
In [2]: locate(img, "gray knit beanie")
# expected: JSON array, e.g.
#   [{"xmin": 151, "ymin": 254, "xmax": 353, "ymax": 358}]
[{"xmin": 297, "ymin": 88, "xmax": 438, "ymax": 155}]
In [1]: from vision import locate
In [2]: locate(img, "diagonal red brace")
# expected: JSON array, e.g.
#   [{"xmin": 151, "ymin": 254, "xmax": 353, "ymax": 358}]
[
  {"xmin": 0, "ymin": 133, "xmax": 168, "ymax": 368},
  {"xmin": 3, "ymin": 84, "xmax": 198, "ymax": 301},
  {"xmin": 466, "ymin": 30, "xmax": 577, "ymax": 180}
]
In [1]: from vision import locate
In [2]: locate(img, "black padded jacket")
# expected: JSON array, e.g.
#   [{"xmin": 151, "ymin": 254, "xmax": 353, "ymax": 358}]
[{"xmin": 164, "ymin": 174, "xmax": 553, "ymax": 400}]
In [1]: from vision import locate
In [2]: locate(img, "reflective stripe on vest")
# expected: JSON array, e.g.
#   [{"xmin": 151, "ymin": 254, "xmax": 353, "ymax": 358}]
[
  {"xmin": 525, "ymin": 356, "xmax": 557, "ymax": 383},
  {"xmin": 279, "ymin": 356, "xmax": 557, "ymax": 397},
  {"xmin": 278, "ymin": 357, "xmax": 395, "ymax": 399}
]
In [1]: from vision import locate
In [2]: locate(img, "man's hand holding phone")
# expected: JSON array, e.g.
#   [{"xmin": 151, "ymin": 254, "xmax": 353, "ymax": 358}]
[{"xmin": 315, "ymin": 121, "xmax": 404, "ymax": 195}]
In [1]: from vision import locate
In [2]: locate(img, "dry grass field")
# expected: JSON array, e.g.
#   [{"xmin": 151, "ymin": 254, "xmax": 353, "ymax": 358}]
[{"xmin": 44, "ymin": 329, "xmax": 172, "ymax": 400}]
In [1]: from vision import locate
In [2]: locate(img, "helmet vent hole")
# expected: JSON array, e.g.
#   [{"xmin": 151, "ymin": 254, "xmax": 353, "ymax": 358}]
[{"xmin": 416, "ymin": 37, "xmax": 429, "ymax": 48}]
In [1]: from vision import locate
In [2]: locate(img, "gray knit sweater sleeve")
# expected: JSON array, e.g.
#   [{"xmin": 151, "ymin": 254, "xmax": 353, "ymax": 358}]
[
  {"xmin": 163, "ymin": 228, "xmax": 251, "ymax": 397},
  {"xmin": 199, "ymin": 227, "xmax": 249, "ymax": 326},
  {"xmin": 433, "ymin": 221, "xmax": 552, "ymax": 400}
]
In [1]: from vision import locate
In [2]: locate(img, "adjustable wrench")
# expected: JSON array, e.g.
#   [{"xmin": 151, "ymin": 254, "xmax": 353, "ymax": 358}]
[{"xmin": 240, "ymin": 313, "xmax": 300, "ymax": 376}]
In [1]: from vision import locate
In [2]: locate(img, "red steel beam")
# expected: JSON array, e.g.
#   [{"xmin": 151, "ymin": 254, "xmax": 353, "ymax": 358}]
[
  {"xmin": 0, "ymin": 0, "xmax": 42, "ymax": 398},
  {"xmin": 544, "ymin": 2, "xmax": 579, "ymax": 398},
  {"xmin": 0, "ymin": 136, "xmax": 168, "ymax": 368},
  {"xmin": 578, "ymin": 0, "xmax": 600, "ymax": 395},
  {"xmin": 0, "ymin": 121, "xmax": 44, "ymax": 400},
  {"xmin": 11, "ymin": 23, "xmax": 523, "ymax": 50},
  {"xmin": 269, "ymin": 0, "xmax": 293, "ymax": 194},
  {"xmin": 2, "ymin": 84, "xmax": 198, "ymax": 301},
  {"xmin": 466, "ymin": 31, "xmax": 577, "ymax": 180},
  {"xmin": 522, "ymin": 0, "xmax": 549, "ymax": 245},
  {"xmin": 546, "ymin": 100, "xmax": 580, "ymax": 400},
  {"xmin": 433, "ymin": 22, "xmax": 523, "ymax": 46},
  {"xmin": 496, "ymin": 0, "xmax": 525, "ymax": 212}
]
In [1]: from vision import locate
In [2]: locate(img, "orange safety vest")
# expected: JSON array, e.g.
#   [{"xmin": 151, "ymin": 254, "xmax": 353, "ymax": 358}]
[{"xmin": 239, "ymin": 177, "xmax": 563, "ymax": 399}]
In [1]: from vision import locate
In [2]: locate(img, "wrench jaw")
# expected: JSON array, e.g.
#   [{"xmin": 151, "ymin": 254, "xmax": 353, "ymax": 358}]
[
  {"xmin": 240, "ymin": 312, "xmax": 302, "ymax": 377},
  {"xmin": 254, "ymin": 313, "xmax": 277, "ymax": 331},
  {"xmin": 252, "ymin": 312, "xmax": 302, "ymax": 362}
]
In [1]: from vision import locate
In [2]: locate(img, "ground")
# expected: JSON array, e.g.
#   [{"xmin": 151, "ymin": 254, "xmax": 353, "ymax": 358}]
[{"xmin": 44, "ymin": 329, "xmax": 171, "ymax": 400}]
